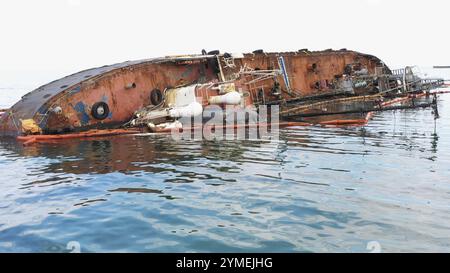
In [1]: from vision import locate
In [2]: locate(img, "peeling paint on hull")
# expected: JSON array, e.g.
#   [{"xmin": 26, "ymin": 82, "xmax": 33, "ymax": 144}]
[{"xmin": 0, "ymin": 49, "xmax": 398, "ymax": 136}]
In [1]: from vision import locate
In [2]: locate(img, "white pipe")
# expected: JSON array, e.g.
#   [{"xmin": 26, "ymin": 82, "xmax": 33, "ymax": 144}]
[
  {"xmin": 208, "ymin": 91, "xmax": 242, "ymax": 105},
  {"xmin": 403, "ymin": 66, "xmax": 408, "ymax": 93},
  {"xmin": 168, "ymin": 101, "xmax": 203, "ymax": 118}
]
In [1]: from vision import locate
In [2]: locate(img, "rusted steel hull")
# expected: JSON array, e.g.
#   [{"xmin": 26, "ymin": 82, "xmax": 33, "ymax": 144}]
[{"xmin": 0, "ymin": 49, "xmax": 393, "ymax": 136}]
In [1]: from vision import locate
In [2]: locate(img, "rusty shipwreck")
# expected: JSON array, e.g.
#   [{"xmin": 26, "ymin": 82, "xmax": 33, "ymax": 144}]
[{"xmin": 0, "ymin": 49, "xmax": 445, "ymax": 142}]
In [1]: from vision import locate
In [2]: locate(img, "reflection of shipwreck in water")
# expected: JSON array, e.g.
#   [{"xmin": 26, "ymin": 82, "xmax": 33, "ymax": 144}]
[{"xmin": 0, "ymin": 49, "xmax": 445, "ymax": 140}]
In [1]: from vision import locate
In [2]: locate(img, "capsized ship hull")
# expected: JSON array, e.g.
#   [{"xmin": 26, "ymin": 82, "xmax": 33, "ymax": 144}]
[{"xmin": 0, "ymin": 49, "xmax": 437, "ymax": 136}]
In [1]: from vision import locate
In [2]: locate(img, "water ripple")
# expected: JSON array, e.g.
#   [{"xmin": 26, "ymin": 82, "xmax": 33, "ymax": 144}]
[{"xmin": 1, "ymin": 95, "xmax": 450, "ymax": 252}]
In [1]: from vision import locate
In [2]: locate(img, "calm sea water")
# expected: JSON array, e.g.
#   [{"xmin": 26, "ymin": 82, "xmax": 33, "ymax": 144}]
[{"xmin": 1, "ymin": 85, "xmax": 450, "ymax": 252}]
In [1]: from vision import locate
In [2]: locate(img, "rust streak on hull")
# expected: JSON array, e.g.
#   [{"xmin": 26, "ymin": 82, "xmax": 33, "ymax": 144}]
[{"xmin": 0, "ymin": 49, "xmax": 444, "ymax": 138}]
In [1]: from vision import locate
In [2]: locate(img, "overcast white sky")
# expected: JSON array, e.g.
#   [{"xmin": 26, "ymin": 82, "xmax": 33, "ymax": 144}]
[{"xmin": 0, "ymin": 0, "xmax": 449, "ymax": 88}]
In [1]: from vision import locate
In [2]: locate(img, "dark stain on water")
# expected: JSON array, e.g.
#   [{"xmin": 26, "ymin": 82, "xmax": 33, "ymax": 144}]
[
  {"xmin": 109, "ymin": 188, "xmax": 164, "ymax": 194},
  {"xmin": 1, "ymin": 96, "xmax": 450, "ymax": 252}
]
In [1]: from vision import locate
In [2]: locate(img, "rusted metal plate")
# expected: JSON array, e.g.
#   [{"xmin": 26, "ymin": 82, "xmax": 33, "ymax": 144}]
[
  {"xmin": 13, "ymin": 60, "xmax": 153, "ymax": 120},
  {"xmin": 0, "ymin": 50, "xmax": 391, "ymax": 136},
  {"xmin": 8, "ymin": 55, "xmax": 219, "ymax": 121},
  {"xmin": 1, "ymin": 55, "xmax": 220, "ymax": 135}
]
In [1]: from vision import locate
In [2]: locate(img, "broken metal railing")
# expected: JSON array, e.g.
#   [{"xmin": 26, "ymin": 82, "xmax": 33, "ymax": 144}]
[
  {"xmin": 282, "ymin": 94, "xmax": 438, "ymax": 119},
  {"xmin": 239, "ymin": 69, "xmax": 282, "ymax": 85},
  {"xmin": 280, "ymin": 95, "xmax": 382, "ymax": 116},
  {"xmin": 378, "ymin": 78, "xmax": 444, "ymax": 95},
  {"xmin": 282, "ymin": 101, "xmax": 436, "ymax": 119}
]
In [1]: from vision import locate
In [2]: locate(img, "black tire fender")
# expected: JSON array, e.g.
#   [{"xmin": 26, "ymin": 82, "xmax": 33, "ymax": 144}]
[
  {"xmin": 91, "ymin": 102, "xmax": 110, "ymax": 120},
  {"xmin": 150, "ymin": 89, "xmax": 163, "ymax": 105}
]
